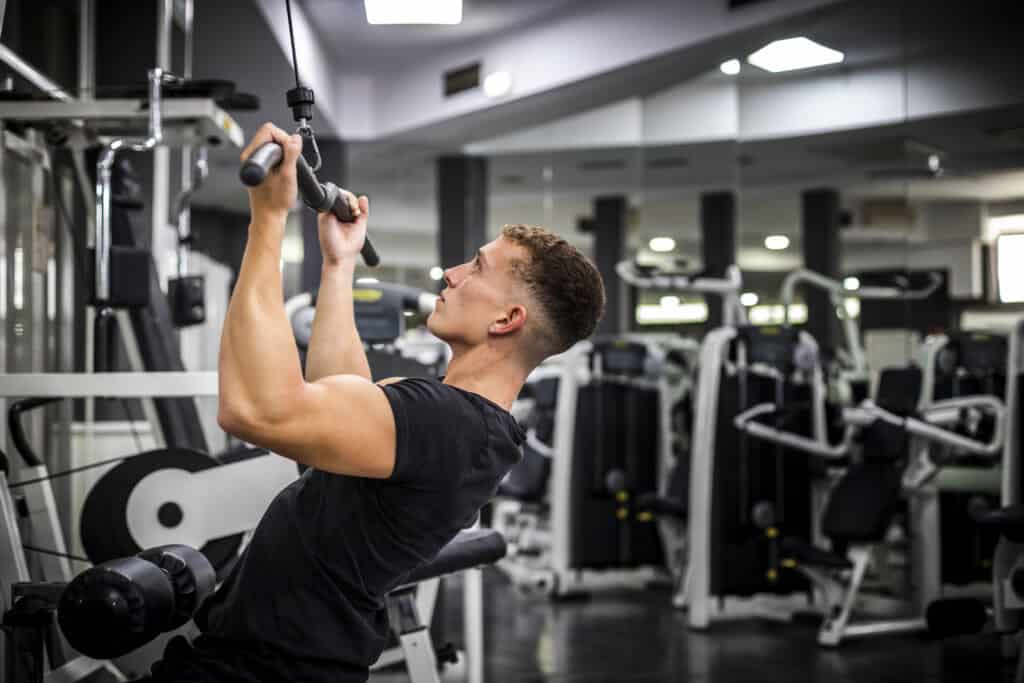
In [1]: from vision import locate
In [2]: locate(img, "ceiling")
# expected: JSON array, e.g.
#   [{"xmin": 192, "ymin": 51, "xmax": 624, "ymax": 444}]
[
  {"xmin": 300, "ymin": 0, "xmax": 586, "ymax": 69},
  {"xmin": 185, "ymin": 0, "xmax": 1024, "ymax": 274}
]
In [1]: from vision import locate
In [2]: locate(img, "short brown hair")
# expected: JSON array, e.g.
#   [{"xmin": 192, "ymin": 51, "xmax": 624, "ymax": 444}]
[{"xmin": 500, "ymin": 224, "xmax": 606, "ymax": 359}]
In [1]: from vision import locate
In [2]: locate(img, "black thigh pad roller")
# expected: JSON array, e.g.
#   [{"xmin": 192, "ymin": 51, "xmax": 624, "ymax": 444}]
[
  {"xmin": 58, "ymin": 556, "xmax": 175, "ymax": 659},
  {"xmin": 137, "ymin": 544, "xmax": 217, "ymax": 630}
]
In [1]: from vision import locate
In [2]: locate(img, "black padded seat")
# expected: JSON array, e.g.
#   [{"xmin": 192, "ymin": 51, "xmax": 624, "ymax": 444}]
[
  {"xmin": 400, "ymin": 529, "xmax": 507, "ymax": 587},
  {"xmin": 780, "ymin": 537, "xmax": 853, "ymax": 571},
  {"xmin": 636, "ymin": 493, "xmax": 687, "ymax": 520}
]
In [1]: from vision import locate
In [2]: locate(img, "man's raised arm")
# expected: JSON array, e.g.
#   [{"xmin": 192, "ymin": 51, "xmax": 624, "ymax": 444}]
[{"xmin": 303, "ymin": 203, "xmax": 373, "ymax": 382}]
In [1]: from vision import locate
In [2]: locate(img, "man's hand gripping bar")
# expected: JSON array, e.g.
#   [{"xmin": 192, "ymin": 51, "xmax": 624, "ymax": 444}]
[{"xmin": 240, "ymin": 142, "xmax": 380, "ymax": 267}]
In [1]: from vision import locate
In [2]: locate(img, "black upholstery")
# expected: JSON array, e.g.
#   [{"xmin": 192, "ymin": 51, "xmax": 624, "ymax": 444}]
[
  {"xmin": 499, "ymin": 376, "xmax": 558, "ymax": 502},
  {"xmin": 528, "ymin": 377, "xmax": 559, "ymax": 445},
  {"xmin": 402, "ymin": 529, "xmax": 507, "ymax": 585},
  {"xmin": 822, "ymin": 462, "xmax": 903, "ymax": 543},
  {"xmin": 860, "ymin": 418, "xmax": 910, "ymax": 463},
  {"xmin": 498, "ymin": 441, "xmax": 551, "ymax": 502},
  {"xmin": 874, "ymin": 366, "xmax": 922, "ymax": 416}
]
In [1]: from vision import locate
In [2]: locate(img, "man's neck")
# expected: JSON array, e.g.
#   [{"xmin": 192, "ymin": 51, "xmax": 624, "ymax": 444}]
[{"xmin": 443, "ymin": 345, "xmax": 529, "ymax": 411}]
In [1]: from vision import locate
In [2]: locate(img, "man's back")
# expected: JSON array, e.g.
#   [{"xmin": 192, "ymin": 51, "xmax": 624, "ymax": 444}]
[{"xmin": 150, "ymin": 378, "xmax": 523, "ymax": 682}]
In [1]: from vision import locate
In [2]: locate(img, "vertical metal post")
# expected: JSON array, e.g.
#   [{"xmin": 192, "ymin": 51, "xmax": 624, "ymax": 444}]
[
  {"xmin": 464, "ymin": 568, "xmax": 484, "ymax": 683},
  {"xmin": 178, "ymin": 0, "xmax": 194, "ymax": 277},
  {"xmin": 0, "ymin": 124, "xmax": 6, "ymax": 460},
  {"xmin": 78, "ymin": 0, "xmax": 95, "ymax": 101},
  {"xmin": 152, "ymin": 0, "xmax": 173, "ymax": 285}
]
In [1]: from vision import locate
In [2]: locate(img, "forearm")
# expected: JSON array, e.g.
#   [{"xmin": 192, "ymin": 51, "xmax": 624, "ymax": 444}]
[
  {"xmin": 218, "ymin": 213, "xmax": 305, "ymax": 424},
  {"xmin": 304, "ymin": 259, "xmax": 372, "ymax": 382}
]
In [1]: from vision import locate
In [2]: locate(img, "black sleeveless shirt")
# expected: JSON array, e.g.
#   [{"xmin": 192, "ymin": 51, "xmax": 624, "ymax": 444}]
[{"xmin": 149, "ymin": 378, "xmax": 524, "ymax": 682}]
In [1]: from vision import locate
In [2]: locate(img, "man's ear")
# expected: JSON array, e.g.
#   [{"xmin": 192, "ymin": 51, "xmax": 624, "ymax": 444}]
[{"xmin": 490, "ymin": 305, "xmax": 527, "ymax": 336}]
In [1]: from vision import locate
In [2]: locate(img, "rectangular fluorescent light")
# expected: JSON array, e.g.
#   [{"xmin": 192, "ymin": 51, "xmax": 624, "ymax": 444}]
[
  {"xmin": 997, "ymin": 233, "xmax": 1024, "ymax": 303},
  {"xmin": 637, "ymin": 302, "xmax": 708, "ymax": 325},
  {"xmin": 747, "ymin": 37, "xmax": 844, "ymax": 73},
  {"xmin": 991, "ymin": 214, "xmax": 1024, "ymax": 234},
  {"xmin": 748, "ymin": 304, "xmax": 807, "ymax": 326},
  {"xmin": 365, "ymin": 0, "xmax": 462, "ymax": 24}
]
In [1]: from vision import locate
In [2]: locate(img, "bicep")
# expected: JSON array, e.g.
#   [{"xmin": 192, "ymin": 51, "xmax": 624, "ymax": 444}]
[{"xmin": 250, "ymin": 375, "xmax": 397, "ymax": 478}]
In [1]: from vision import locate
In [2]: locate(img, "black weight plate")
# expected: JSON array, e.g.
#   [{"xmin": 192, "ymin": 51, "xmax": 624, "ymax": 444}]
[{"xmin": 80, "ymin": 448, "xmax": 243, "ymax": 572}]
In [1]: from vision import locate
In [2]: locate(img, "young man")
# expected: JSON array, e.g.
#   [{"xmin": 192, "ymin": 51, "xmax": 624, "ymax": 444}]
[{"xmin": 148, "ymin": 124, "xmax": 605, "ymax": 682}]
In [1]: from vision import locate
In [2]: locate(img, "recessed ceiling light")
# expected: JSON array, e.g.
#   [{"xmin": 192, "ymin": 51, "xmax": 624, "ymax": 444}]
[
  {"xmin": 356, "ymin": 277, "xmax": 379, "ymax": 284},
  {"xmin": 429, "ymin": 266, "xmax": 445, "ymax": 281},
  {"xmin": 719, "ymin": 59, "xmax": 741, "ymax": 75},
  {"xmin": 365, "ymin": 0, "xmax": 462, "ymax": 25},
  {"xmin": 747, "ymin": 37, "xmax": 844, "ymax": 73},
  {"xmin": 843, "ymin": 277, "xmax": 860, "ymax": 290},
  {"xmin": 649, "ymin": 237, "xmax": 676, "ymax": 252},
  {"xmin": 764, "ymin": 235, "xmax": 790, "ymax": 250},
  {"xmin": 483, "ymin": 71, "xmax": 512, "ymax": 98},
  {"xmin": 740, "ymin": 292, "xmax": 759, "ymax": 306}
]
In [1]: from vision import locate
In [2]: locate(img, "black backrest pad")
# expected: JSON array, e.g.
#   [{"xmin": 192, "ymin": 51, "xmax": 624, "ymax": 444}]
[
  {"xmin": 954, "ymin": 332, "xmax": 1008, "ymax": 375},
  {"xmin": 860, "ymin": 418, "xmax": 910, "ymax": 462},
  {"xmin": 874, "ymin": 366, "xmax": 922, "ymax": 416},
  {"xmin": 823, "ymin": 462, "xmax": 903, "ymax": 542},
  {"xmin": 593, "ymin": 339, "xmax": 648, "ymax": 376},
  {"xmin": 497, "ymin": 441, "xmax": 551, "ymax": 502}
]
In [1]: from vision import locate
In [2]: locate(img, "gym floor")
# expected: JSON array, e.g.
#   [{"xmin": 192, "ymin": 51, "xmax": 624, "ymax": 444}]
[{"xmin": 378, "ymin": 571, "xmax": 1013, "ymax": 682}]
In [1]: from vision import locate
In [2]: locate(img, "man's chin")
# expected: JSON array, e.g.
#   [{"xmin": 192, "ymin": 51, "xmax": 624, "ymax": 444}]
[{"xmin": 425, "ymin": 314, "xmax": 442, "ymax": 337}]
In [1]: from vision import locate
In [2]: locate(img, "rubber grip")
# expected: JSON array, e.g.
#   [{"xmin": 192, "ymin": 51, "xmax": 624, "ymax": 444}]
[
  {"xmin": 239, "ymin": 143, "xmax": 282, "ymax": 186},
  {"xmin": 361, "ymin": 237, "xmax": 380, "ymax": 267}
]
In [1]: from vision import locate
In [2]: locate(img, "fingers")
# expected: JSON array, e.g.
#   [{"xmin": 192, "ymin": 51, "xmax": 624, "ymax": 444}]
[
  {"xmin": 316, "ymin": 195, "xmax": 369, "ymax": 231},
  {"xmin": 240, "ymin": 122, "xmax": 283, "ymax": 162},
  {"xmin": 280, "ymin": 133, "xmax": 303, "ymax": 173},
  {"xmin": 239, "ymin": 123, "xmax": 301, "ymax": 175},
  {"xmin": 337, "ymin": 189, "xmax": 358, "ymax": 218}
]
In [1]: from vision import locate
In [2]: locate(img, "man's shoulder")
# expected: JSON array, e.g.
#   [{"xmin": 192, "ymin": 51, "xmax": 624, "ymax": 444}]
[{"xmin": 378, "ymin": 376, "xmax": 473, "ymax": 411}]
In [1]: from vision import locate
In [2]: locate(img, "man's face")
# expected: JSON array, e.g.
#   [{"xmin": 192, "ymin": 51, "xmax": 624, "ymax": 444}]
[{"xmin": 427, "ymin": 236, "xmax": 528, "ymax": 346}]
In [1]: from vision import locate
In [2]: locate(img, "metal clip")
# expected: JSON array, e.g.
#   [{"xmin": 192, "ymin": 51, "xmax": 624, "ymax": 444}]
[{"xmin": 297, "ymin": 124, "xmax": 322, "ymax": 173}]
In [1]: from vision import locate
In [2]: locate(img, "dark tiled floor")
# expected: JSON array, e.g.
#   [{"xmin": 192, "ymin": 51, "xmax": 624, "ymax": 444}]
[{"xmin": 413, "ymin": 570, "xmax": 1016, "ymax": 682}]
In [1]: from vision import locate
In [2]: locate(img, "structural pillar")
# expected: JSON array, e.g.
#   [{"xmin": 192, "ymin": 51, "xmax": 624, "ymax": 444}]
[
  {"xmin": 801, "ymin": 187, "xmax": 841, "ymax": 349},
  {"xmin": 437, "ymin": 156, "xmax": 487, "ymax": 283},
  {"xmin": 593, "ymin": 195, "xmax": 628, "ymax": 335},
  {"xmin": 700, "ymin": 191, "xmax": 736, "ymax": 330}
]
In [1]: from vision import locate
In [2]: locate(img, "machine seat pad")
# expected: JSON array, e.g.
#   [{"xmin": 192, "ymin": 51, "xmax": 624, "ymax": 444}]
[
  {"xmin": 636, "ymin": 493, "xmax": 687, "ymax": 520},
  {"xmin": 400, "ymin": 529, "xmax": 507, "ymax": 586},
  {"xmin": 780, "ymin": 537, "xmax": 853, "ymax": 571},
  {"xmin": 978, "ymin": 504, "xmax": 1024, "ymax": 543}
]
